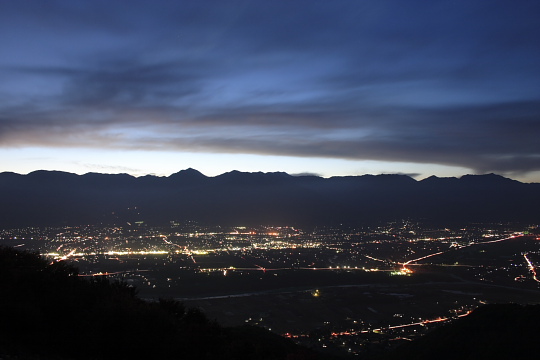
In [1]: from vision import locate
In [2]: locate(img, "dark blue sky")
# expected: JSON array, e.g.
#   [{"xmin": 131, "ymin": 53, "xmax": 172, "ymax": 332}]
[{"xmin": 1, "ymin": 1, "xmax": 539, "ymax": 180}]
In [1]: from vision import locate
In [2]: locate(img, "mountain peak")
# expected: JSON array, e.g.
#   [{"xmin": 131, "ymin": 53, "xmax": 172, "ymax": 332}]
[
  {"xmin": 460, "ymin": 173, "xmax": 517, "ymax": 184},
  {"xmin": 169, "ymin": 168, "xmax": 207, "ymax": 179},
  {"xmin": 421, "ymin": 175, "xmax": 459, "ymax": 183}
]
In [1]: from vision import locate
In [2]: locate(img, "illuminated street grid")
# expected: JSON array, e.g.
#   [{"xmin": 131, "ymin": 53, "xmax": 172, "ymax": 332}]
[{"xmin": 1, "ymin": 221, "xmax": 539, "ymax": 356}]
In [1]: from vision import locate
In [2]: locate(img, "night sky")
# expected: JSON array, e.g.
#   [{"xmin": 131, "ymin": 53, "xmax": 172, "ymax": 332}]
[{"xmin": 1, "ymin": 1, "xmax": 539, "ymax": 181}]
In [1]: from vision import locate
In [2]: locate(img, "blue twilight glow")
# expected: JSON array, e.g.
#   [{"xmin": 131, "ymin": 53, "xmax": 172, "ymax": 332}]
[{"xmin": 0, "ymin": 1, "xmax": 539, "ymax": 181}]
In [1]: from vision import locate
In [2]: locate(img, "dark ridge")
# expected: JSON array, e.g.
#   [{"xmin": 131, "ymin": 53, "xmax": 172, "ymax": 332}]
[
  {"xmin": 168, "ymin": 168, "xmax": 207, "ymax": 179},
  {"xmin": 459, "ymin": 173, "xmax": 520, "ymax": 185},
  {"xmin": 0, "ymin": 169, "xmax": 538, "ymax": 228},
  {"xmin": 0, "ymin": 246, "xmax": 330, "ymax": 360},
  {"xmin": 420, "ymin": 175, "xmax": 459, "ymax": 183}
]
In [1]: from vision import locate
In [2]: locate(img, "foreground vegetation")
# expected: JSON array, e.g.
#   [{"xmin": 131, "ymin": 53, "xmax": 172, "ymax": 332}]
[
  {"xmin": 3, "ymin": 245, "xmax": 540, "ymax": 360},
  {"xmin": 0, "ymin": 246, "xmax": 324, "ymax": 360}
]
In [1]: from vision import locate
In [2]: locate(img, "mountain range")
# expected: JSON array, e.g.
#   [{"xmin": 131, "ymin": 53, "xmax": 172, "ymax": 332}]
[{"xmin": 1, "ymin": 169, "xmax": 539, "ymax": 228}]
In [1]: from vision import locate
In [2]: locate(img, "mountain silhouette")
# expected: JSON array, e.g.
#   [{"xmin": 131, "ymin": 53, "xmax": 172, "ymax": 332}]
[{"xmin": 0, "ymin": 170, "xmax": 538, "ymax": 228}]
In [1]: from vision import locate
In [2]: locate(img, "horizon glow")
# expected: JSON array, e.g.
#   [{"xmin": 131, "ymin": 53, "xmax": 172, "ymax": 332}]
[{"xmin": 1, "ymin": 1, "xmax": 539, "ymax": 182}]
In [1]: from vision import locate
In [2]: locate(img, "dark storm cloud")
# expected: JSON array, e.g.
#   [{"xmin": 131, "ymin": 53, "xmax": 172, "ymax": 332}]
[
  {"xmin": 0, "ymin": 0, "xmax": 539, "ymax": 176},
  {"xmin": 129, "ymin": 99, "xmax": 540, "ymax": 174},
  {"xmin": 61, "ymin": 61, "xmax": 205, "ymax": 108}
]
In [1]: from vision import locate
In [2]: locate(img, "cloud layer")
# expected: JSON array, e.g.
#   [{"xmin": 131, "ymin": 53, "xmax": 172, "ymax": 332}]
[{"xmin": 0, "ymin": 0, "xmax": 539, "ymax": 176}]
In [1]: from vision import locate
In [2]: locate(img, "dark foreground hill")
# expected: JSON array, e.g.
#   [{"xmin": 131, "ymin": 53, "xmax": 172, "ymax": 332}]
[
  {"xmin": 3, "ymin": 247, "xmax": 540, "ymax": 360},
  {"xmin": 0, "ymin": 246, "xmax": 326, "ymax": 360},
  {"xmin": 0, "ymin": 169, "xmax": 539, "ymax": 228},
  {"xmin": 381, "ymin": 303, "xmax": 540, "ymax": 360}
]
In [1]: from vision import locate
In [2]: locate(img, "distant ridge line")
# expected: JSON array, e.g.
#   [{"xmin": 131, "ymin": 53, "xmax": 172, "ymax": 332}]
[
  {"xmin": 0, "ymin": 169, "xmax": 538, "ymax": 228},
  {"xmin": 4, "ymin": 168, "xmax": 533, "ymax": 184}
]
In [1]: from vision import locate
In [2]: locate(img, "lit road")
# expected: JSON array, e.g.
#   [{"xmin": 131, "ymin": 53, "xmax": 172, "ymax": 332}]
[
  {"xmin": 284, "ymin": 311, "xmax": 473, "ymax": 339},
  {"xmin": 401, "ymin": 234, "xmax": 524, "ymax": 271},
  {"xmin": 402, "ymin": 251, "xmax": 446, "ymax": 267},
  {"xmin": 364, "ymin": 254, "xmax": 395, "ymax": 264},
  {"xmin": 523, "ymin": 253, "xmax": 540, "ymax": 283}
]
